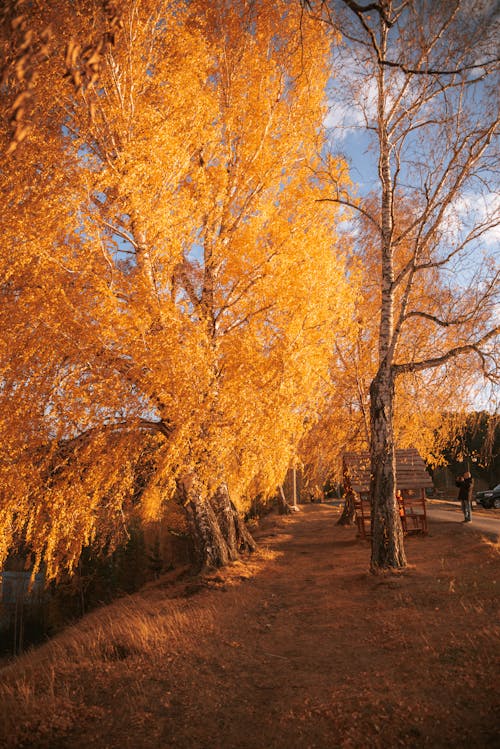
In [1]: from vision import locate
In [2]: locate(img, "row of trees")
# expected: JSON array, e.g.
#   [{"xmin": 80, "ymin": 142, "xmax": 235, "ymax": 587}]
[
  {"xmin": 1, "ymin": 0, "xmax": 498, "ymax": 578},
  {"xmin": 1, "ymin": 0, "xmax": 354, "ymax": 579}
]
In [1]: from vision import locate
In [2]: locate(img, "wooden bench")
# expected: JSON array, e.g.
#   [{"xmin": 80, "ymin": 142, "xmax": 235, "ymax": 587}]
[
  {"xmin": 398, "ymin": 490, "xmax": 428, "ymax": 535},
  {"xmin": 354, "ymin": 491, "xmax": 428, "ymax": 539},
  {"xmin": 343, "ymin": 449, "xmax": 433, "ymax": 539},
  {"xmin": 354, "ymin": 494, "xmax": 371, "ymax": 539}
]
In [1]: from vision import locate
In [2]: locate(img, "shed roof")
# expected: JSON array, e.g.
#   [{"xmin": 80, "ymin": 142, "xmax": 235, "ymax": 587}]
[{"xmin": 343, "ymin": 449, "xmax": 433, "ymax": 492}]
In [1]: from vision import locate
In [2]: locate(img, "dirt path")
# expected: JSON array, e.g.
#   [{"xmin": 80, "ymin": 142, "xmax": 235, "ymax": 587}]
[{"xmin": 3, "ymin": 503, "xmax": 499, "ymax": 749}]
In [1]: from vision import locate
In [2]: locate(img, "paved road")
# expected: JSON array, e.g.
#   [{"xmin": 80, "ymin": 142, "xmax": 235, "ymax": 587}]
[
  {"xmin": 324, "ymin": 497, "xmax": 500, "ymax": 538},
  {"xmin": 427, "ymin": 503, "xmax": 500, "ymax": 538}
]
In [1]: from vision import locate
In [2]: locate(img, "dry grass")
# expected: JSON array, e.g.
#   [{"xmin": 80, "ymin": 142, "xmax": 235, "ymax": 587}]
[
  {"xmin": 0, "ymin": 546, "xmax": 280, "ymax": 748},
  {"xmin": 0, "ymin": 507, "xmax": 499, "ymax": 749},
  {"xmin": 0, "ymin": 578, "xmax": 228, "ymax": 747}
]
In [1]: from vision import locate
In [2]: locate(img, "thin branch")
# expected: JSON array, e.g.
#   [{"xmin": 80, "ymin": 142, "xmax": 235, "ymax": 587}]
[
  {"xmin": 394, "ymin": 214, "xmax": 500, "ymax": 287},
  {"xmin": 221, "ymin": 303, "xmax": 275, "ymax": 336},
  {"xmin": 381, "ymin": 57, "xmax": 500, "ymax": 77},
  {"xmin": 394, "ymin": 326, "xmax": 500, "ymax": 376},
  {"xmin": 98, "ymin": 218, "xmax": 140, "ymax": 250},
  {"xmin": 316, "ymin": 196, "xmax": 381, "ymax": 230},
  {"xmin": 403, "ymin": 309, "xmax": 484, "ymax": 329},
  {"xmin": 341, "ymin": 0, "xmax": 394, "ymax": 28},
  {"xmin": 339, "ymin": 0, "xmax": 383, "ymax": 56}
]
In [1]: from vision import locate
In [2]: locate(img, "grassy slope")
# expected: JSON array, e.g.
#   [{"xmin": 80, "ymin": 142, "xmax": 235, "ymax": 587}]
[{"xmin": 0, "ymin": 504, "xmax": 499, "ymax": 749}]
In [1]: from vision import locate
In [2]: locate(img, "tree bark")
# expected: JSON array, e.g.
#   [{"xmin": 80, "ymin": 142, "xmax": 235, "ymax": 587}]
[
  {"xmin": 277, "ymin": 485, "xmax": 294, "ymax": 514},
  {"xmin": 367, "ymin": 15, "xmax": 406, "ymax": 571},
  {"xmin": 369, "ymin": 369, "xmax": 406, "ymax": 570},
  {"xmin": 183, "ymin": 480, "xmax": 256, "ymax": 570},
  {"xmin": 229, "ymin": 498, "xmax": 257, "ymax": 554},
  {"xmin": 211, "ymin": 483, "xmax": 257, "ymax": 558},
  {"xmin": 185, "ymin": 489, "xmax": 231, "ymax": 570},
  {"xmin": 337, "ymin": 490, "xmax": 356, "ymax": 526},
  {"xmin": 210, "ymin": 484, "xmax": 239, "ymax": 561}
]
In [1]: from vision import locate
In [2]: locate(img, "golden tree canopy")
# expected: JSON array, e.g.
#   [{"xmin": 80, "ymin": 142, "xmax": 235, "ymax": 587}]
[{"xmin": 0, "ymin": 0, "xmax": 352, "ymax": 578}]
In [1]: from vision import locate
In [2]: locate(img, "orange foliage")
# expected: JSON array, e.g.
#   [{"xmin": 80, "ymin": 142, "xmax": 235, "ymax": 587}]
[{"xmin": 0, "ymin": 0, "xmax": 352, "ymax": 578}]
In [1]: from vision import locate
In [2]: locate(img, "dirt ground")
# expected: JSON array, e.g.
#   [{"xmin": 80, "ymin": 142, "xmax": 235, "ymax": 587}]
[{"xmin": 1, "ymin": 502, "xmax": 499, "ymax": 749}]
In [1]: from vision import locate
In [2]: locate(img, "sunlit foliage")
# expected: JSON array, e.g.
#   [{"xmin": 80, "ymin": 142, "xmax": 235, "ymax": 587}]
[{"xmin": 0, "ymin": 0, "xmax": 352, "ymax": 578}]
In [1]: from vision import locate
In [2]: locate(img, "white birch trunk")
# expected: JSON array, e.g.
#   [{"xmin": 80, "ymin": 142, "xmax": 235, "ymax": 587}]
[
  {"xmin": 369, "ymin": 368, "xmax": 406, "ymax": 569},
  {"xmin": 369, "ymin": 16, "xmax": 406, "ymax": 570}
]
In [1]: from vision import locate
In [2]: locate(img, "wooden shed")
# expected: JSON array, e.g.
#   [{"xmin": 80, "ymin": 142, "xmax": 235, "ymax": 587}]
[{"xmin": 342, "ymin": 449, "xmax": 433, "ymax": 537}]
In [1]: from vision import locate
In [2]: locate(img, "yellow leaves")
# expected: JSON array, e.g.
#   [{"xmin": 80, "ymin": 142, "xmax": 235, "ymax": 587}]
[
  {"xmin": 141, "ymin": 486, "xmax": 165, "ymax": 524},
  {"xmin": 0, "ymin": 0, "xmax": 355, "ymax": 580},
  {"xmin": 5, "ymin": 124, "xmax": 29, "ymax": 153}
]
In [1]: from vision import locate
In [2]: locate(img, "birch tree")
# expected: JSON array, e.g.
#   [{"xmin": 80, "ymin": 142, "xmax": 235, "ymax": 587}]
[
  {"xmin": 0, "ymin": 0, "xmax": 350, "ymax": 578},
  {"xmin": 305, "ymin": 0, "xmax": 500, "ymax": 569}
]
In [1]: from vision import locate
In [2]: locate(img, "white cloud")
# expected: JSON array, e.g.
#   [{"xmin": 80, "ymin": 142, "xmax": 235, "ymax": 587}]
[
  {"xmin": 323, "ymin": 100, "xmax": 365, "ymax": 138},
  {"xmin": 443, "ymin": 191, "xmax": 500, "ymax": 249},
  {"xmin": 322, "ymin": 45, "xmax": 379, "ymax": 140}
]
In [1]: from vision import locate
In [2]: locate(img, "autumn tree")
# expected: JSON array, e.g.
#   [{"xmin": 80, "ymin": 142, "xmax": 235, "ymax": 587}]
[
  {"xmin": 0, "ymin": 0, "xmax": 351, "ymax": 578},
  {"xmin": 433, "ymin": 410, "xmax": 500, "ymax": 486},
  {"xmin": 304, "ymin": 0, "xmax": 500, "ymax": 569},
  {"xmin": 298, "ymin": 210, "xmax": 477, "ymax": 524}
]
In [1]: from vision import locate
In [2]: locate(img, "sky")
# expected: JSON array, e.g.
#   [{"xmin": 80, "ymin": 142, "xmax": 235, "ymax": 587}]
[{"xmin": 319, "ymin": 18, "xmax": 499, "ymax": 414}]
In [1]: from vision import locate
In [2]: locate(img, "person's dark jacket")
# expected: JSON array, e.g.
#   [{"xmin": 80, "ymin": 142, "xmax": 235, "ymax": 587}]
[{"xmin": 456, "ymin": 476, "xmax": 473, "ymax": 502}]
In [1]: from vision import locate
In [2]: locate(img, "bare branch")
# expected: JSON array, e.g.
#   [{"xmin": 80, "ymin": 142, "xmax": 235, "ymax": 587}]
[
  {"xmin": 317, "ymin": 196, "xmax": 381, "ymax": 230},
  {"xmin": 339, "ymin": 0, "xmax": 383, "ymax": 56},
  {"xmin": 381, "ymin": 57, "xmax": 500, "ymax": 77},
  {"xmin": 394, "ymin": 326, "xmax": 500, "ymax": 377},
  {"xmin": 341, "ymin": 0, "xmax": 394, "ymax": 27}
]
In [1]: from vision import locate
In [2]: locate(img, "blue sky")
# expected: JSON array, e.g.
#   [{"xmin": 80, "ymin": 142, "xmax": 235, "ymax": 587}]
[{"xmin": 320, "ymin": 48, "xmax": 499, "ymax": 414}]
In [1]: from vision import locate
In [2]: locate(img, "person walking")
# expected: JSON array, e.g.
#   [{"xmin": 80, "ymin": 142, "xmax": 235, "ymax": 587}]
[{"xmin": 456, "ymin": 471, "xmax": 474, "ymax": 522}]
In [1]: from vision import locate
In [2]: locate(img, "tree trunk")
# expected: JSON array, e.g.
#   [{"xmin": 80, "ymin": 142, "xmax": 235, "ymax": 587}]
[
  {"xmin": 210, "ymin": 484, "xmax": 239, "ymax": 561},
  {"xmin": 229, "ymin": 498, "xmax": 257, "ymax": 554},
  {"xmin": 184, "ymin": 486, "xmax": 231, "ymax": 570},
  {"xmin": 211, "ymin": 483, "xmax": 257, "ymax": 558},
  {"xmin": 367, "ymin": 17, "xmax": 406, "ymax": 572},
  {"xmin": 277, "ymin": 485, "xmax": 293, "ymax": 514},
  {"xmin": 183, "ymin": 480, "xmax": 256, "ymax": 570},
  {"xmin": 369, "ymin": 369, "xmax": 406, "ymax": 571},
  {"xmin": 337, "ymin": 490, "xmax": 356, "ymax": 526}
]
